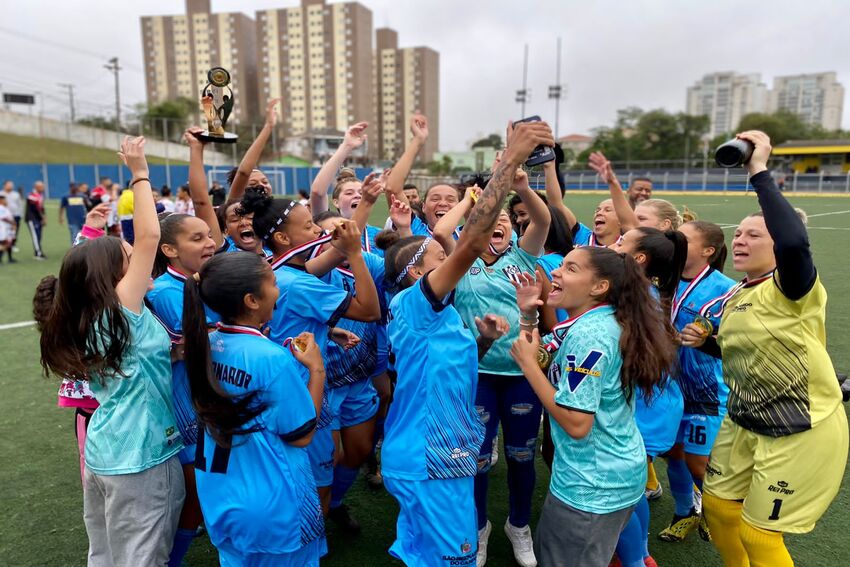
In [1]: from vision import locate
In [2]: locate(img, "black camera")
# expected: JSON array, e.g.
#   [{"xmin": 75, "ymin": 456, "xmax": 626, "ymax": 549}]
[
  {"xmin": 514, "ymin": 115, "xmax": 555, "ymax": 166},
  {"xmin": 715, "ymin": 138, "xmax": 755, "ymax": 168}
]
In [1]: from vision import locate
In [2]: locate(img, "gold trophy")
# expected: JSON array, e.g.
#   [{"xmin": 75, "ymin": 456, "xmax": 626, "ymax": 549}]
[{"xmin": 193, "ymin": 67, "xmax": 238, "ymax": 144}]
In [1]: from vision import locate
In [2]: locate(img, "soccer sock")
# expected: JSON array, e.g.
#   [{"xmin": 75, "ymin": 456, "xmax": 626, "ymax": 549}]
[
  {"xmin": 167, "ymin": 528, "xmax": 196, "ymax": 567},
  {"xmin": 634, "ymin": 494, "xmax": 650, "ymax": 557},
  {"xmin": 693, "ymin": 476, "xmax": 704, "ymax": 492},
  {"xmin": 330, "ymin": 464, "xmax": 359, "ymax": 509},
  {"xmin": 703, "ymin": 492, "xmax": 749, "ymax": 566},
  {"xmin": 739, "ymin": 521, "xmax": 792, "ymax": 567},
  {"xmin": 666, "ymin": 458, "xmax": 695, "ymax": 516},
  {"xmin": 615, "ymin": 511, "xmax": 646, "ymax": 567},
  {"xmin": 646, "ymin": 458, "xmax": 659, "ymax": 491}
]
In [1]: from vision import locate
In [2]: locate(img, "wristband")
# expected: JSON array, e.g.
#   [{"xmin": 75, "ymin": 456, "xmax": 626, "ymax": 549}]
[
  {"xmin": 80, "ymin": 225, "xmax": 105, "ymax": 240},
  {"xmin": 131, "ymin": 177, "xmax": 151, "ymax": 187}
]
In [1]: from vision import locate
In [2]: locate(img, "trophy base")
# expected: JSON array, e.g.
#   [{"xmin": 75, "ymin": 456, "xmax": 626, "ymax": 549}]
[{"xmin": 192, "ymin": 131, "xmax": 238, "ymax": 144}]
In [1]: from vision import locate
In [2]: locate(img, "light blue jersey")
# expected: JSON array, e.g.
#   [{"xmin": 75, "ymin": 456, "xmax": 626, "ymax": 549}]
[
  {"xmin": 537, "ymin": 252, "xmax": 568, "ymax": 323},
  {"xmin": 384, "ymin": 274, "xmax": 485, "ymax": 481},
  {"xmin": 544, "ymin": 304, "xmax": 646, "ymax": 514},
  {"xmin": 410, "ymin": 216, "xmax": 461, "ymax": 240},
  {"xmin": 672, "ymin": 267, "xmax": 735, "ymax": 415},
  {"xmin": 573, "ymin": 222, "xmax": 594, "ymax": 247},
  {"xmin": 361, "ymin": 224, "xmax": 384, "ymax": 257},
  {"xmin": 320, "ymin": 252, "xmax": 386, "ymax": 389},
  {"xmin": 147, "ymin": 266, "xmax": 220, "ymax": 455},
  {"xmin": 196, "ymin": 324, "xmax": 323, "ymax": 555},
  {"xmin": 455, "ymin": 244, "xmax": 539, "ymax": 375},
  {"xmin": 86, "ymin": 305, "xmax": 183, "ymax": 475}
]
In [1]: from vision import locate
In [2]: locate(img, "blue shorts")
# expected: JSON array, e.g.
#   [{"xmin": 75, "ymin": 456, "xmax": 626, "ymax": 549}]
[
  {"xmin": 635, "ymin": 380, "xmax": 684, "ymax": 457},
  {"xmin": 306, "ymin": 425, "xmax": 335, "ymax": 487},
  {"xmin": 328, "ymin": 379, "xmax": 380, "ymax": 430},
  {"xmin": 385, "ymin": 475, "xmax": 477, "ymax": 567},
  {"xmin": 217, "ymin": 535, "xmax": 325, "ymax": 567},
  {"xmin": 675, "ymin": 413, "xmax": 725, "ymax": 456}
]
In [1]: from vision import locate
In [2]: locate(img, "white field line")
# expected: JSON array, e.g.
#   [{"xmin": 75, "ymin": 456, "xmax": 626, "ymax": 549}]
[
  {"xmin": 718, "ymin": 209, "xmax": 850, "ymax": 230},
  {"xmin": 0, "ymin": 320, "xmax": 36, "ymax": 331}
]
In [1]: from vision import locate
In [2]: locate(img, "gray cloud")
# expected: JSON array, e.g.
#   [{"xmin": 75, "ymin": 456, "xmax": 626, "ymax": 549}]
[{"xmin": 4, "ymin": 0, "xmax": 848, "ymax": 151}]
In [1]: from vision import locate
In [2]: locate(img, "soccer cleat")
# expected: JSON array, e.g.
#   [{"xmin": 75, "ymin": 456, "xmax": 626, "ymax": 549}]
[
  {"xmin": 645, "ymin": 485, "xmax": 663, "ymax": 501},
  {"xmin": 477, "ymin": 520, "xmax": 491, "ymax": 567},
  {"xmin": 328, "ymin": 504, "xmax": 361, "ymax": 535},
  {"xmin": 504, "ymin": 520, "xmax": 537, "ymax": 567},
  {"xmin": 658, "ymin": 508, "xmax": 700, "ymax": 542},
  {"xmin": 698, "ymin": 513, "xmax": 712, "ymax": 542}
]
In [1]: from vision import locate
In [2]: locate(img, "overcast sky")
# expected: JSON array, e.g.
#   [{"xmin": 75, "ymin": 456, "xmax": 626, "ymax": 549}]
[{"xmin": 4, "ymin": 0, "xmax": 849, "ymax": 151}]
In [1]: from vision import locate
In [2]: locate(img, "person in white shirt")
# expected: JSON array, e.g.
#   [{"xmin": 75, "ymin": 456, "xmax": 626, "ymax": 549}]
[
  {"xmin": 2, "ymin": 181, "xmax": 23, "ymax": 251},
  {"xmin": 0, "ymin": 193, "xmax": 17, "ymax": 263},
  {"xmin": 159, "ymin": 186, "xmax": 176, "ymax": 213}
]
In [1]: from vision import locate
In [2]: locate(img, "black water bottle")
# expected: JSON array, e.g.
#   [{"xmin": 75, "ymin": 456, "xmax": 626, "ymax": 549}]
[{"xmin": 715, "ymin": 138, "xmax": 755, "ymax": 168}]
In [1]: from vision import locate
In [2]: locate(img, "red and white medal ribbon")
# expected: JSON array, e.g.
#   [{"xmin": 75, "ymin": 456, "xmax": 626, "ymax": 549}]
[
  {"xmin": 698, "ymin": 271, "xmax": 774, "ymax": 319},
  {"xmin": 671, "ymin": 264, "xmax": 711, "ymax": 323}
]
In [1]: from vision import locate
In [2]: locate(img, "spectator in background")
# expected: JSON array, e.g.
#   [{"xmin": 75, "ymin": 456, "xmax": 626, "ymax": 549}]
[
  {"xmin": 159, "ymin": 186, "xmax": 176, "ymax": 213},
  {"xmin": 90, "ymin": 176, "xmax": 113, "ymax": 206},
  {"xmin": 402, "ymin": 183, "xmax": 421, "ymax": 208},
  {"xmin": 77, "ymin": 183, "xmax": 92, "ymax": 209},
  {"xmin": 209, "ymin": 181, "xmax": 227, "ymax": 207},
  {"xmin": 117, "ymin": 185, "xmax": 135, "ymax": 245},
  {"xmin": 3, "ymin": 180, "xmax": 23, "ymax": 252},
  {"xmin": 0, "ymin": 193, "xmax": 16, "ymax": 263},
  {"xmin": 174, "ymin": 184, "xmax": 195, "ymax": 216},
  {"xmin": 627, "ymin": 177, "xmax": 653, "ymax": 208},
  {"xmin": 26, "ymin": 180, "xmax": 47, "ymax": 260},
  {"xmin": 59, "ymin": 183, "xmax": 90, "ymax": 245},
  {"xmin": 297, "ymin": 189, "xmax": 310, "ymax": 209}
]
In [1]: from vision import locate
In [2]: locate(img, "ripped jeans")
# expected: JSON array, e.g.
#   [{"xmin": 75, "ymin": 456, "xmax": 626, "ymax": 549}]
[{"xmin": 474, "ymin": 373, "xmax": 543, "ymax": 530}]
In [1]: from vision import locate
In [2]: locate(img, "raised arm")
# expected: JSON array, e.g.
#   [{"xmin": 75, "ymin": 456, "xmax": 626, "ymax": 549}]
[
  {"xmin": 588, "ymin": 151, "xmax": 637, "ymax": 231},
  {"xmin": 515, "ymin": 169, "xmax": 551, "ymax": 255},
  {"xmin": 115, "ymin": 137, "xmax": 160, "ymax": 313},
  {"xmin": 428, "ymin": 121, "xmax": 555, "ymax": 299},
  {"xmin": 310, "ymin": 122, "xmax": 368, "ymax": 214},
  {"xmin": 740, "ymin": 130, "xmax": 815, "ymax": 300},
  {"xmin": 350, "ymin": 171, "xmax": 381, "ymax": 231},
  {"xmin": 387, "ymin": 196, "xmax": 413, "ymax": 239},
  {"xmin": 385, "ymin": 113, "xmax": 429, "ymax": 206},
  {"xmin": 331, "ymin": 221, "xmax": 381, "ymax": 321},
  {"xmin": 432, "ymin": 185, "xmax": 479, "ymax": 255},
  {"xmin": 184, "ymin": 127, "xmax": 223, "ymax": 247},
  {"xmin": 543, "ymin": 159, "xmax": 576, "ymax": 228},
  {"xmin": 228, "ymin": 99, "xmax": 279, "ymax": 202}
]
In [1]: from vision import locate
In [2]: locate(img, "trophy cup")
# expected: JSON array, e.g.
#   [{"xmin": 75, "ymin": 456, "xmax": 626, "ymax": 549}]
[{"xmin": 194, "ymin": 67, "xmax": 238, "ymax": 144}]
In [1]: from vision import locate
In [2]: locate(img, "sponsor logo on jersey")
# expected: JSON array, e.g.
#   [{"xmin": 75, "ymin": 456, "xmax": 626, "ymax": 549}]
[
  {"xmin": 732, "ymin": 302, "xmax": 752, "ymax": 312},
  {"xmin": 768, "ymin": 480, "xmax": 795, "ymax": 495},
  {"xmin": 706, "ymin": 463, "xmax": 722, "ymax": 477},
  {"xmin": 450, "ymin": 447, "xmax": 471, "ymax": 459},
  {"xmin": 469, "ymin": 267, "xmax": 481, "ymax": 275},
  {"xmin": 564, "ymin": 351, "xmax": 604, "ymax": 392}
]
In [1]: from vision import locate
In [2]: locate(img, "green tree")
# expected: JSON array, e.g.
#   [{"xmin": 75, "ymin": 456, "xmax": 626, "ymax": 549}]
[
  {"xmin": 426, "ymin": 155, "xmax": 453, "ymax": 176},
  {"xmin": 471, "ymin": 133, "xmax": 503, "ymax": 149},
  {"xmin": 735, "ymin": 110, "xmax": 810, "ymax": 145},
  {"xmin": 139, "ymin": 97, "xmax": 199, "ymax": 141}
]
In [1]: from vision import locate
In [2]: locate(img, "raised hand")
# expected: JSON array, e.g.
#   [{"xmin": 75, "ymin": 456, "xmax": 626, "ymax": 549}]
[
  {"xmin": 344, "ymin": 122, "xmax": 369, "ymax": 150},
  {"xmin": 84, "ymin": 203, "xmax": 112, "ymax": 230},
  {"xmin": 513, "ymin": 167, "xmax": 531, "ymax": 192},
  {"xmin": 736, "ymin": 130, "xmax": 772, "ymax": 176},
  {"xmin": 330, "ymin": 219, "xmax": 363, "ymax": 257},
  {"xmin": 475, "ymin": 314, "xmax": 510, "ymax": 341},
  {"xmin": 588, "ymin": 151, "xmax": 616, "ymax": 184},
  {"xmin": 510, "ymin": 271, "xmax": 544, "ymax": 313},
  {"xmin": 504, "ymin": 121, "xmax": 554, "ymax": 167},
  {"xmin": 410, "ymin": 113, "xmax": 429, "ymax": 142},
  {"xmin": 265, "ymin": 98, "xmax": 281, "ymax": 127},
  {"xmin": 184, "ymin": 126, "xmax": 206, "ymax": 149},
  {"xmin": 360, "ymin": 172, "xmax": 383, "ymax": 205},
  {"xmin": 118, "ymin": 136, "xmax": 149, "ymax": 178},
  {"xmin": 389, "ymin": 196, "xmax": 412, "ymax": 230}
]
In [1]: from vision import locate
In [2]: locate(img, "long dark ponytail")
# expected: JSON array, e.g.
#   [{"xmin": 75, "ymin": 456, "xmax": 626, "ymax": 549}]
[
  {"xmin": 182, "ymin": 253, "xmax": 270, "ymax": 447},
  {"xmin": 584, "ymin": 247, "xmax": 676, "ymax": 402},
  {"xmin": 238, "ymin": 186, "xmax": 296, "ymax": 246},
  {"xmin": 632, "ymin": 227, "xmax": 688, "ymax": 305}
]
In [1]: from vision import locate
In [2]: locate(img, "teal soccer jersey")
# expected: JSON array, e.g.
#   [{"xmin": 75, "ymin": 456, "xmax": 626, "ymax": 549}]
[
  {"xmin": 545, "ymin": 305, "xmax": 646, "ymax": 514},
  {"xmin": 455, "ymin": 245, "xmax": 539, "ymax": 375}
]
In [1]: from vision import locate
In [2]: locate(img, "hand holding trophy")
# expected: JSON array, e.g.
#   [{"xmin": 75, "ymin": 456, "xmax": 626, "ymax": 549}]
[{"xmin": 193, "ymin": 67, "xmax": 238, "ymax": 144}]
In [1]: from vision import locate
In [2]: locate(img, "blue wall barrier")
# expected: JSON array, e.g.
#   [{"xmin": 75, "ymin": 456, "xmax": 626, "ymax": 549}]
[{"xmin": 0, "ymin": 163, "xmax": 376, "ymax": 200}]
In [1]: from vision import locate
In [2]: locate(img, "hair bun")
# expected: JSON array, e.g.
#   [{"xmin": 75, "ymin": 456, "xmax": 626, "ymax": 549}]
[
  {"xmin": 238, "ymin": 186, "xmax": 273, "ymax": 215},
  {"xmin": 336, "ymin": 168, "xmax": 357, "ymax": 182}
]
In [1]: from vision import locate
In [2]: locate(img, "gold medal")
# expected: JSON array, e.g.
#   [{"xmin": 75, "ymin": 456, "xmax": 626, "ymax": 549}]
[
  {"xmin": 537, "ymin": 346, "xmax": 552, "ymax": 370},
  {"xmin": 693, "ymin": 315, "xmax": 713, "ymax": 337}
]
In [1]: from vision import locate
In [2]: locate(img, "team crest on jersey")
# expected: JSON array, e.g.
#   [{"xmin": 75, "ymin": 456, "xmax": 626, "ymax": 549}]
[
  {"xmin": 501, "ymin": 264, "xmax": 522, "ymax": 284},
  {"xmin": 548, "ymin": 362, "xmax": 561, "ymax": 386},
  {"xmin": 461, "ymin": 540, "xmax": 472, "ymax": 554},
  {"xmin": 564, "ymin": 351, "xmax": 604, "ymax": 392},
  {"xmin": 469, "ymin": 267, "xmax": 482, "ymax": 275}
]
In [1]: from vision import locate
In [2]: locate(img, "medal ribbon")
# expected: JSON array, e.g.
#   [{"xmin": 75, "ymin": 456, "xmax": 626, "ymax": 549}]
[
  {"xmin": 543, "ymin": 303, "xmax": 611, "ymax": 353},
  {"xmin": 670, "ymin": 265, "xmax": 712, "ymax": 323},
  {"xmin": 270, "ymin": 233, "xmax": 333, "ymax": 270},
  {"xmin": 216, "ymin": 323, "xmax": 267, "ymax": 338},
  {"xmin": 698, "ymin": 271, "xmax": 774, "ymax": 319}
]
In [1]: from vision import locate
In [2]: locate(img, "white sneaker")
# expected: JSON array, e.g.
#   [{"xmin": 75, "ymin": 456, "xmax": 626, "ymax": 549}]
[
  {"xmin": 504, "ymin": 520, "xmax": 537, "ymax": 567},
  {"xmin": 693, "ymin": 485, "xmax": 703, "ymax": 515},
  {"xmin": 490, "ymin": 436, "xmax": 499, "ymax": 466},
  {"xmin": 645, "ymin": 484, "xmax": 663, "ymax": 501},
  {"xmin": 476, "ymin": 520, "xmax": 491, "ymax": 567}
]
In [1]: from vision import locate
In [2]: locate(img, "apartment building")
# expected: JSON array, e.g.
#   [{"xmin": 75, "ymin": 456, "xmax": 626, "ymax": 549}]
[
  {"xmin": 686, "ymin": 72, "xmax": 768, "ymax": 137},
  {"xmin": 770, "ymin": 72, "xmax": 844, "ymax": 131}
]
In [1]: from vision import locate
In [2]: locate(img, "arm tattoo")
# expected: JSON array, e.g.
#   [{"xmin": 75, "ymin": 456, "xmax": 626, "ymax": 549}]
[{"xmin": 465, "ymin": 161, "xmax": 514, "ymax": 232}]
